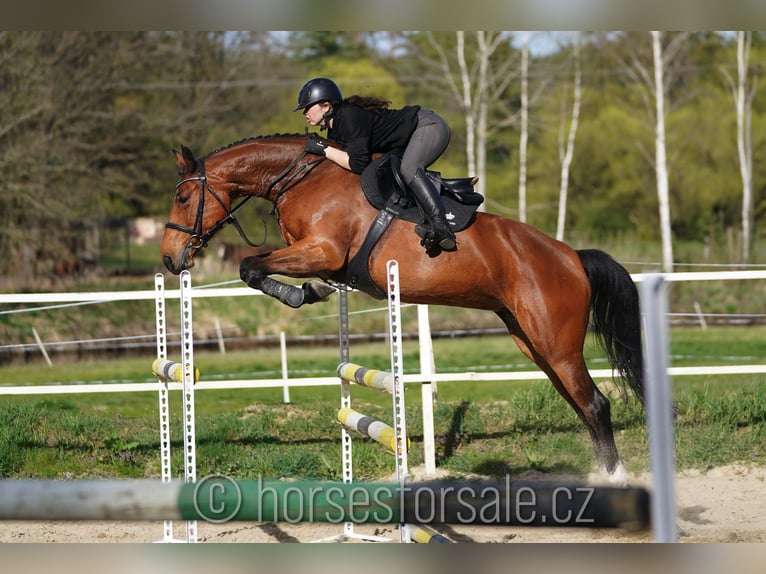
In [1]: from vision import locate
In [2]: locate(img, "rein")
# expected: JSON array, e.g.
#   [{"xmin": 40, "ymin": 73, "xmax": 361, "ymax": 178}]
[{"xmin": 165, "ymin": 149, "xmax": 323, "ymax": 250}]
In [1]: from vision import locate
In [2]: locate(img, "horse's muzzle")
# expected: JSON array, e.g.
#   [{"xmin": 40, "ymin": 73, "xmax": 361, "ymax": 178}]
[{"xmin": 163, "ymin": 255, "xmax": 184, "ymax": 275}]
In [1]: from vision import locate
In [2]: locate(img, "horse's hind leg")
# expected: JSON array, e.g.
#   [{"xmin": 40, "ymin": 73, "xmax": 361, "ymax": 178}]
[
  {"xmin": 496, "ymin": 309, "xmax": 627, "ymax": 484},
  {"xmin": 553, "ymin": 365, "xmax": 626, "ymax": 484}
]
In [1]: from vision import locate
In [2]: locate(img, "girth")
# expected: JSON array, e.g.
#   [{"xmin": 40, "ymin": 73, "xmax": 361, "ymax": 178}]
[{"xmin": 342, "ymin": 191, "xmax": 408, "ymax": 299}]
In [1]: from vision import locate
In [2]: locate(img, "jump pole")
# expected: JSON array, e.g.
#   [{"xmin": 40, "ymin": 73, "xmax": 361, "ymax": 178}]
[
  {"xmin": 153, "ymin": 271, "xmax": 198, "ymax": 543},
  {"xmin": 0, "ymin": 478, "xmax": 650, "ymax": 529},
  {"xmin": 410, "ymin": 524, "xmax": 451, "ymax": 544}
]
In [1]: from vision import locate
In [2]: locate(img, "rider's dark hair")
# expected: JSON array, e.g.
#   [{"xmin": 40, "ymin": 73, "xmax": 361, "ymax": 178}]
[{"xmin": 343, "ymin": 95, "xmax": 391, "ymax": 114}]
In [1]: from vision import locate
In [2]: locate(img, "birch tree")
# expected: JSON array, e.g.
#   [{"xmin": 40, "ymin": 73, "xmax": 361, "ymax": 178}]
[
  {"xmin": 651, "ymin": 31, "xmax": 674, "ymax": 273},
  {"xmin": 518, "ymin": 32, "xmax": 529, "ymax": 222},
  {"xmin": 555, "ymin": 34, "xmax": 583, "ymax": 241},
  {"xmin": 722, "ymin": 31, "xmax": 756, "ymax": 264},
  {"xmin": 426, "ymin": 31, "xmax": 520, "ymax": 210},
  {"xmin": 612, "ymin": 31, "xmax": 688, "ymax": 273}
]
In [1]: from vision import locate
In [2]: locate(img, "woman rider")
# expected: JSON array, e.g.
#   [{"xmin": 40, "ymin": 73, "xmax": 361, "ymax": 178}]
[{"xmin": 294, "ymin": 77, "xmax": 456, "ymax": 251}]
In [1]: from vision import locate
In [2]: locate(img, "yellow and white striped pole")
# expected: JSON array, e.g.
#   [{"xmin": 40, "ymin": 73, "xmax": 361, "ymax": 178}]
[
  {"xmin": 152, "ymin": 359, "xmax": 200, "ymax": 384},
  {"xmin": 337, "ymin": 407, "xmax": 410, "ymax": 454},
  {"xmin": 337, "ymin": 362, "xmax": 394, "ymax": 394}
]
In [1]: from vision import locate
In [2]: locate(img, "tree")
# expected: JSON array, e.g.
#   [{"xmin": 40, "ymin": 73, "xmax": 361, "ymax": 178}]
[
  {"xmin": 651, "ymin": 31, "xmax": 675, "ymax": 273},
  {"xmin": 722, "ymin": 31, "xmax": 756, "ymax": 264},
  {"xmin": 0, "ymin": 31, "xmax": 290, "ymax": 277},
  {"xmin": 423, "ymin": 31, "xmax": 521, "ymax": 208},
  {"xmin": 608, "ymin": 31, "xmax": 689, "ymax": 272},
  {"xmin": 518, "ymin": 33, "xmax": 529, "ymax": 222},
  {"xmin": 0, "ymin": 32, "xmax": 150, "ymax": 273},
  {"xmin": 286, "ymin": 32, "xmax": 373, "ymax": 61},
  {"xmin": 555, "ymin": 34, "xmax": 583, "ymax": 241}
]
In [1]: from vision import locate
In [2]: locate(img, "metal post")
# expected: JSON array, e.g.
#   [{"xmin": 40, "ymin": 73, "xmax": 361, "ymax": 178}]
[
  {"xmin": 641, "ymin": 274, "xmax": 678, "ymax": 543},
  {"xmin": 154, "ymin": 273, "xmax": 174, "ymax": 543},
  {"xmin": 337, "ymin": 287, "xmax": 355, "ymax": 540},
  {"xmin": 387, "ymin": 260, "xmax": 411, "ymax": 543},
  {"xmin": 179, "ymin": 270, "xmax": 198, "ymax": 543},
  {"xmin": 417, "ymin": 304, "xmax": 437, "ymax": 475},
  {"xmin": 280, "ymin": 331, "xmax": 291, "ymax": 404}
]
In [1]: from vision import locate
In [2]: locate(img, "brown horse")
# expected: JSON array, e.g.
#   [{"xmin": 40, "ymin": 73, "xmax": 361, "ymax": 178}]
[{"xmin": 161, "ymin": 134, "xmax": 644, "ymax": 483}]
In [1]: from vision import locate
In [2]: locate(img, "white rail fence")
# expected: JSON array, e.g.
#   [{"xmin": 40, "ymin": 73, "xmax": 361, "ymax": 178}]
[{"xmin": 2, "ymin": 270, "xmax": 766, "ymax": 399}]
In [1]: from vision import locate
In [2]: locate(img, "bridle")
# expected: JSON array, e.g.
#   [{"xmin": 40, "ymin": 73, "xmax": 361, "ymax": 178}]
[{"xmin": 165, "ymin": 148, "xmax": 323, "ymax": 251}]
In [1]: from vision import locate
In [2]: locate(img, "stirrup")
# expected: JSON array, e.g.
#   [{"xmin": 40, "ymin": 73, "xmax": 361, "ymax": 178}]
[
  {"xmin": 414, "ymin": 223, "xmax": 456, "ymax": 251},
  {"xmin": 435, "ymin": 233, "xmax": 456, "ymax": 251}
]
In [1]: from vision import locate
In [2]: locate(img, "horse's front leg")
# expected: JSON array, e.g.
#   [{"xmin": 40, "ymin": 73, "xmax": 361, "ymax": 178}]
[{"xmin": 239, "ymin": 245, "xmax": 339, "ymax": 308}]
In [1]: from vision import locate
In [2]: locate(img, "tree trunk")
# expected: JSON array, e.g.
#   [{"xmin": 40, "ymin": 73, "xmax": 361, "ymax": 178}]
[
  {"xmin": 456, "ymin": 32, "xmax": 476, "ymax": 185},
  {"xmin": 556, "ymin": 35, "xmax": 582, "ymax": 242},
  {"xmin": 518, "ymin": 33, "xmax": 529, "ymax": 223},
  {"xmin": 736, "ymin": 31, "xmax": 754, "ymax": 264},
  {"xmin": 652, "ymin": 31, "xmax": 674, "ymax": 273}
]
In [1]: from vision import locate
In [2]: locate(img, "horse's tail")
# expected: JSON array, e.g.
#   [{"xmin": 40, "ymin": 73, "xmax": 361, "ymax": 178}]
[{"xmin": 577, "ymin": 249, "xmax": 645, "ymax": 404}]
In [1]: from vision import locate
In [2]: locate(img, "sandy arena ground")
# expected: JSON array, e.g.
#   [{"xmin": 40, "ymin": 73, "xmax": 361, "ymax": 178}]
[{"xmin": 0, "ymin": 463, "xmax": 764, "ymax": 543}]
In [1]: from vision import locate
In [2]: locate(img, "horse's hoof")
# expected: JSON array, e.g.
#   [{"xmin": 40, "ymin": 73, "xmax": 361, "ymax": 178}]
[
  {"xmin": 239, "ymin": 258, "xmax": 260, "ymax": 287},
  {"xmin": 241, "ymin": 270, "xmax": 260, "ymax": 290},
  {"xmin": 303, "ymin": 281, "xmax": 336, "ymax": 303},
  {"xmin": 599, "ymin": 462, "xmax": 629, "ymax": 486}
]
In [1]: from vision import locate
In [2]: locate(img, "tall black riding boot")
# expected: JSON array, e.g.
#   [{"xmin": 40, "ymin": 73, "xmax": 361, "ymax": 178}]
[{"xmin": 408, "ymin": 168, "xmax": 457, "ymax": 251}]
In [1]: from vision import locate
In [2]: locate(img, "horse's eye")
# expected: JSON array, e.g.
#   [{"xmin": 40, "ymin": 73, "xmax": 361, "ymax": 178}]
[{"xmin": 176, "ymin": 192, "xmax": 190, "ymax": 206}]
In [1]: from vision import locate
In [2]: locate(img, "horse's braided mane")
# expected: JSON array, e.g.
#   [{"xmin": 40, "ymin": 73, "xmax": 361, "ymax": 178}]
[{"xmin": 203, "ymin": 133, "xmax": 304, "ymax": 159}]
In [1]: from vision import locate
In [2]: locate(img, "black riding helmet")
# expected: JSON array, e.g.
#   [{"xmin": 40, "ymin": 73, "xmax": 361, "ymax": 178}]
[{"xmin": 293, "ymin": 77, "xmax": 343, "ymax": 112}]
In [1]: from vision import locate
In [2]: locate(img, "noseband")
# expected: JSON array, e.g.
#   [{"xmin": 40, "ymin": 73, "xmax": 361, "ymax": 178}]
[
  {"xmin": 165, "ymin": 149, "xmax": 321, "ymax": 251},
  {"xmin": 164, "ymin": 159, "xmax": 231, "ymax": 249}
]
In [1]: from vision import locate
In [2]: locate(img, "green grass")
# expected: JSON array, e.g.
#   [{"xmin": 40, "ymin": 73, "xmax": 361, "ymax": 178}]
[{"xmin": 1, "ymin": 328, "xmax": 765, "ymax": 481}]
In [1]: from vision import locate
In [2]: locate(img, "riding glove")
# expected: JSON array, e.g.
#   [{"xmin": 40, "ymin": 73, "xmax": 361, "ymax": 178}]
[{"xmin": 304, "ymin": 138, "xmax": 327, "ymax": 156}]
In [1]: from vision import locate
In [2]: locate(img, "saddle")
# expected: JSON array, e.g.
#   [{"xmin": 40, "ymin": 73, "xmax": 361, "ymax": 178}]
[{"xmin": 333, "ymin": 154, "xmax": 484, "ymax": 298}]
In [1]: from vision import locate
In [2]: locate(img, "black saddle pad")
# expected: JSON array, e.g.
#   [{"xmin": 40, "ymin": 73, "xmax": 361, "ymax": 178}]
[{"xmin": 360, "ymin": 155, "xmax": 479, "ymax": 233}]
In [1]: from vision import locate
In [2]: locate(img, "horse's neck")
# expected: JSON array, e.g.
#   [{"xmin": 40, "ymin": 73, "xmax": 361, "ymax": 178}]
[{"xmin": 223, "ymin": 141, "xmax": 307, "ymax": 202}]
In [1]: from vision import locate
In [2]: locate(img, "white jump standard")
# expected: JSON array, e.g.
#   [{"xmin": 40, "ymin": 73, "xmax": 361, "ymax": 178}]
[
  {"xmin": 154, "ymin": 270, "xmax": 198, "ymax": 543},
  {"xmin": 322, "ymin": 260, "xmax": 414, "ymax": 543}
]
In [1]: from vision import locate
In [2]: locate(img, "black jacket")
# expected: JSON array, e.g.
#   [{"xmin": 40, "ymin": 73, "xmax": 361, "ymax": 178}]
[{"xmin": 327, "ymin": 102, "xmax": 420, "ymax": 174}]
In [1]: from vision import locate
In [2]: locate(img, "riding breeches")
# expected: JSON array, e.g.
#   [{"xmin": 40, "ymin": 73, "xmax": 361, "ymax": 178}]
[{"xmin": 400, "ymin": 109, "xmax": 451, "ymax": 184}]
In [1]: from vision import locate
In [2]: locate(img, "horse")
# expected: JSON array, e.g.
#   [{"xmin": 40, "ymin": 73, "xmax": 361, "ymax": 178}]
[{"xmin": 161, "ymin": 134, "xmax": 645, "ymax": 484}]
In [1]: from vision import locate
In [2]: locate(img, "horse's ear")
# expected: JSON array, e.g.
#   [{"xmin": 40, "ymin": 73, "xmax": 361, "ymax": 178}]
[{"xmin": 173, "ymin": 145, "xmax": 197, "ymax": 172}]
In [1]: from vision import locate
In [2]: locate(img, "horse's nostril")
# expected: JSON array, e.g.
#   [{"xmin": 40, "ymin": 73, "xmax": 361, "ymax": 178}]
[{"xmin": 162, "ymin": 255, "xmax": 176, "ymax": 273}]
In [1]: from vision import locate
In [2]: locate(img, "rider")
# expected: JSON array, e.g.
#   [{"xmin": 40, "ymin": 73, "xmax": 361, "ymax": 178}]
[{"xmin": 294, "ymin": 77, "xmax": 456, "ymax": 251}]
